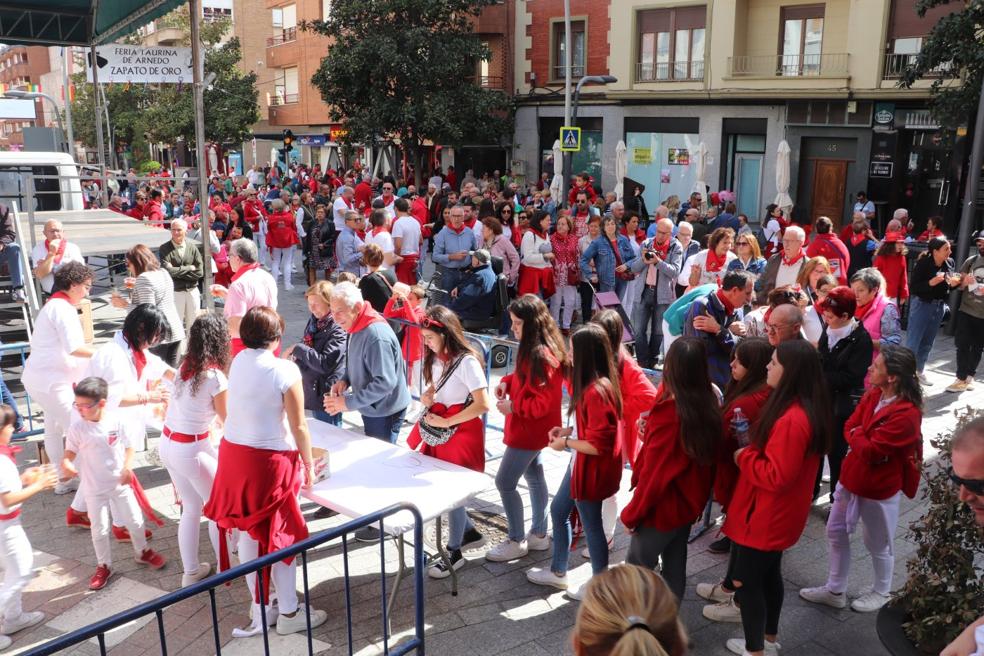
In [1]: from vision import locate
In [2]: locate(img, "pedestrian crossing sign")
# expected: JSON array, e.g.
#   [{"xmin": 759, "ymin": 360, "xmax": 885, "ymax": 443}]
[{"xmin": 560, "ymin": 126, "xmax": 581, "ymax": 152}]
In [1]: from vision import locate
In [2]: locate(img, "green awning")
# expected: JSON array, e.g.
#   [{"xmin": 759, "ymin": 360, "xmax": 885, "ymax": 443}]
[{"xmin": 0, "ymin": 0, "xmax": 186, "ymax": 47}]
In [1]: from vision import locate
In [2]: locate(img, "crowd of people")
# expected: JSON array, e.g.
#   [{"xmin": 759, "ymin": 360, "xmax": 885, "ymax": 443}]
[{"xmin": 3, "ymin": 160, "xmax": 983, "ymax": 656}]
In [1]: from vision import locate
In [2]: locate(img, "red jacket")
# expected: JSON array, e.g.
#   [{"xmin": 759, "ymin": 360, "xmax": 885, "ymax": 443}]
[
  {"xmin": 723, "ymin": 402, "xmax": 820, "ymax": 552},
  {"xmin": 265, "ymin": 210, "xmax": 300, "ymax": 248},
  {"xmin": 714, "ymin": 386, "xmax": 772, "ymax": 509},
  {"xmin": 411, "ymin": 197, "xmax": 429, "ymax": 226},
  {"xmin": 383, "ymin": 297, "xmax": 423, "ymax": 365},
  {"xmin": 500, "ymin": 350, "xmax": 564, "ymax": 451},
  {"xmin": 242, "ymin": 200, "xmax": 267, "ymax": 231},
  {"xmin": 806, "ymin": 233, "xmax": 851, "ymax": 285},
  {"xmin": 618, "ymin": 353, "xmax": 657, "ymax": 464},
  {"xmin": 874, "ymin": 253, "xmax": 909, "ymax": 301},
  {"xmin": 567, "ymin": 182, "xmax": 597, "ymax": 207},
  {"xmin": 620, "ymin": 396, "xmax": 713, "ymax": 531},
  {"xmin": 145, "ymin": 201, "xmax": 165, "ymax": 226},
  {"xmin": 354, "ymin": 181, "xmax": 373, "ymax": 212},
  {"xmin": 840, "ymin": 388, "xmax": 922, "ymax": 500},
  {"xmin": 570, "ymin": 383, "xmax": 622, "ymax": 502}
]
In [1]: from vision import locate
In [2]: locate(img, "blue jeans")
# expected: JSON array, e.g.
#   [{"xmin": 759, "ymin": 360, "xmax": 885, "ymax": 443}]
[
  {"xmin": 550, "ymin": 464, "xmax": 608, "ymax": 575},
  {"xmin": 0, "ymin": 378, "xmax": 22, "ymax": 429},
  {"xmin": 447, "ymin": 506, "xmax": 475, "ymax": 551},
  {"xmin": 361, "ymin": 407, "xmax": 407, "ymax": 444},
  {"xmin": 0, "ymin": 243, "xmax": 23, "ymax": 288},
  {"xmin": 905, "ymin": 296, "xmax": 945, "ymax": 372},
  {"xmin": 495, "ymin": 447, "xmax": 549, "ymax": 542},
  {"xmin": 631, "ymin": 289, "xmax": 668, "ymax": 369},
  {"xmin": 313, "ymin": 408, "xmax": 342, "ymax": 426}
]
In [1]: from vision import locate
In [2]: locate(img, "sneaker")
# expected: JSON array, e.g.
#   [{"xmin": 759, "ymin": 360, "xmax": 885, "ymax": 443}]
[
  {"xmin": 851, "ymin": 590, "xmax": 891, "ymax": 613},
  {"xmin": 312, "ymin": 454, "xmax": 330, "ymax": 483},
  {"xmin": 135, "ymin": 548, "xmax": 166, "ymax": 569},
  {"xmin": 231, "ymin": 602, "xmax": 279, "ymax": 638},
  {"xmin": 354, "ymin": 526, "xmax": 382, "ymax": 543},
  {"xmin": 581, "ymin": 536, "xmax": 614, "ymax": 559},
  {"xmin": 917, "ymin": 372, "xmax": 931, "ymax": 386},
  {"xmin": 966, "ymin": 376, "xmax": 977, "ymax": 390},
  {"xmin": 1, "ymin": 610, "xmax": 45, "ymax": 634},
  {"xmin": 485, "ymin": 539, "xmax": 529, "ymax": 562},
  {"xmin": 526, "ymin": 532, "xmax": 551, "ymax": 551},
  {"xmin": 726, "ymin": 637, "xmax": 781, "ymax": 655},
  {"xmin": 12, "ymin": 288, "xmax": 26, "ymax": 303},
  {"xmin": 703, "ymin": 598, "xmax": 742, "ymax": 623},
  {"xmin": 526, "ymin": 567, "xmax": 568, "ymax": 590},
  {"xmin": 460, "ymin": 527, "xmax": 486, "ymax": 551},
  {"xmin": 946, "ymin": 378, "xmax": 970, "ymax": 393},
  {"xmin": 276, "ymin": 603, "xmax": 328, "ymax": 636},
  {"xmin": 0, "ymin": 635, "xmax": 9, "ymax": 650},
  {"xmin": 799, "ymin": 585, "xmax": 847, "ymax": 609},
  {"xmin": 284, "ymin": 283, "xmax": 294, "ymax": 291},
  {"xmin": 89, "ymin": 564, "xmax": 112, "ymax": 590},
  {"xmin": 696, "ymin": 581, "xmax": 733, "ymax": 603},
  {"xmin": 181, "ymin": 562, "xmax": 212, "ymax": 586},
  {"xmin": 565, "ymin": 584, "xmax": 585, "ymax": 601},
  {"xmin": 708, "ymin": 535, "xmax": 733, "ymax": 554},
  {"xmin": 113, "ymin": 525, "xmax": 153, "ymax": 542},
  {"xmin": 66, "ymin": 507, "xmax": 91, "ymax": 529},
  {"xmin": 428, "ymin": 549, "xmax": 465, "ymax": 579},
  {"xmin": 54, "ymin": 477, "xmax": 80, "ymax": 495}
]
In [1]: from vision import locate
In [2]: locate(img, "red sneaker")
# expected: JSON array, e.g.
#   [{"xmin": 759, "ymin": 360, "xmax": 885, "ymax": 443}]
[
  {"xmin": 66, "ymin": 508, "xmax": 91, "ymax": 529},
  {"xmin": 112, "ymin": 525, "xmax": 153, "ymax": 542},
  {"xmin": 89, "ymin": 565, "xmax": 111, "ymax": 590},
  {"xmin": 135, "ymin": 548, "xmax": 166, "ymax": 570}
]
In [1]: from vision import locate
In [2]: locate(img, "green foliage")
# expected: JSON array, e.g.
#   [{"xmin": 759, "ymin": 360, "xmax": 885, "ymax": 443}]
[
  {"xmin": 898, "ymin": 0, "xmax": 984, "ymax": 127},
  {"xmin": 138, "ymin": 160, "xmax": 162, "ymax": 174},
  {"xmin": 305, "ymin": 0, "xmax": 514, "ymax": 184},
  {"xmin": 896, "ymin": 406, "xmax": 984, "ymax": 653}
]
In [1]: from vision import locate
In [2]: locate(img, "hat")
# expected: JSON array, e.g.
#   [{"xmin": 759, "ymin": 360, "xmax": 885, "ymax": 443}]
[
  {"xmin": 975, "ymin": 229, "xmax": 984, "ymax": 242},
  {"xmin": 883, "ymin": 231, "xmax": 904, "ymax": 243},
  {"xmin": 469, "ymin": 249, "xmax": 491, "ymax": 265}
]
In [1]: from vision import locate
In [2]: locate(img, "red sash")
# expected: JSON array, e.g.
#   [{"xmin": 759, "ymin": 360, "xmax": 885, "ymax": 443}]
[{"xmin": 129, "ymin": 474, "xmax": 165, "ymax": 527}]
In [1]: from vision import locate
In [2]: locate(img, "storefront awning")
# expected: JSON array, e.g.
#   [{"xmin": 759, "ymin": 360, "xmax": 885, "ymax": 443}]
[{"xmin": 0, "ymin": 0, "xmax": 184, "ymax": 47}]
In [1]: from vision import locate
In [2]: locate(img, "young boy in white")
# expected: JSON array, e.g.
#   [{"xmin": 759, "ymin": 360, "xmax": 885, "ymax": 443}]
[
  {"xmin": 62, "ymin": 378, "xmax": 167, "ymax": 590},
  {"xmin": 0, "ymin": 404, "xmax": 57, "ymax": 649}
]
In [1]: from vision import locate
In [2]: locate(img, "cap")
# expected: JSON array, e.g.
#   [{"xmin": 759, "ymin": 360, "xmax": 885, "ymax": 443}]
[
  {"xmin": 883, "ymin": 231, "xmax": 904, "ymax": 243},
  {"xmin": 469, "ymin": 249, "xmax": 491, "ymax": 265},
  {"xmin": 975, "ymin": 229, "xmax": 984, "ymax": 242}
]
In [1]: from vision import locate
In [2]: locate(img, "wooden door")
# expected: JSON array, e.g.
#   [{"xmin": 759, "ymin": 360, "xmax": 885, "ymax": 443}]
[{"xmin": 809, "ymin": 159, "xmax": 848, "ymax": 228}]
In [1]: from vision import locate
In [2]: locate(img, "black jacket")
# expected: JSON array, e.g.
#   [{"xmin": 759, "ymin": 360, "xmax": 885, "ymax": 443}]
[
  {"xmin": 819, "ymin": 321, "xmax": 873, "ymax": 420},
  {"xmin": 292, "ymin": 314, "xmax": 347, "ymax": 412},
  {"xmin": 910, "ymin": 254, "xmax": 955, "ymax": 302}
]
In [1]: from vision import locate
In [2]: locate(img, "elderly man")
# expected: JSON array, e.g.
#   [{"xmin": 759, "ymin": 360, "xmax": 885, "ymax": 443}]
[
  {"xmin": 432, "ymin": 205, "xmax": 478, "ymax": 293},
  {"xmin": 159, "ymin": 218, "xmax": 205, "ymax": 341},
  {"xmin": 211, "ymin": 238, "xmax": 277, "ymax": 358},
  {"xmin": 336, "ymin": 210, "xmax": 367, "ymax": 277},
  {"xmin": 766, "ymin": 303, "xmax": 805, "ymax": 346},
  {"xmin": 31, "ymin": 219, "xmax": 85, "ymax": 295},
  {"xmin": 629, "ymin": 218, "xmax": 682, "ymax": 368},
  {"xmin": 449, "ymin": 249, "xmax": 497, "ymax": 322},
  {"xmin": 608, "ymin": 201, "xmax": 625, "ymax": 224},
  {"xmin": 759, "ymin": 225, "xmax": 807, "ymax": 298},
  {"xmin": 332, "ymin": 185, "xmax": 355, "ymax": 232}
]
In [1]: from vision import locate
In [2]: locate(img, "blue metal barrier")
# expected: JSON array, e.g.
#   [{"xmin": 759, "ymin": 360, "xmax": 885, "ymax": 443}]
[
  {"xmin": 0, "ymin": 342, "xmax": 42, "ymax": 440},
  {"xmin": 25, "ymin": 503, "xmax": 427, "ymax": 656}
]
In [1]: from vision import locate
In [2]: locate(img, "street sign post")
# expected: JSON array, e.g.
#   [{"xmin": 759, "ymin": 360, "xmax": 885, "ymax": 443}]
[{"xmin": 560, "ymin": 126, "xmax": 581, "ymax": 152}]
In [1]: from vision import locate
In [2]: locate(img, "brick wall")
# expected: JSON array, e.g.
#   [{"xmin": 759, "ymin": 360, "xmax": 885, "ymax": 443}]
[{"xmin": 525, "ymin": 0, "xmax": 610, "ymax": 85}]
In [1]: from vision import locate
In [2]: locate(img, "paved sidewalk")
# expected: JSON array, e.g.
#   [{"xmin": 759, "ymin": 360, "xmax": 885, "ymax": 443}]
[{"xmin": 4, "ymin": 260, "xmax": 976, "ymax": 655}]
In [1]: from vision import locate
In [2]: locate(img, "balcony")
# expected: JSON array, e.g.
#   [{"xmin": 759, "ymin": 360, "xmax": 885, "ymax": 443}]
[
  {"xmin": 635, "ymin": 61, "xmax": 704, "ymax": 83},
  {"xmin": 550, "ymin": 64, "xmax": 585, "ymax": 81},
  {"xmin": 269, "ymin": 93, "xmax": 299, "ymax": 106},
  {"xmin": 729, "ymin": 53, "xmax": 850, "ymax": 78},
  {"xmin": 267, "ymin": 26, "xmax": 297, "ymax": 47},
  {"xmin": 882, "ymin": 52, "xmax": 955, "ymax": 80},
  {"xmin": 476, "ymin": 75, "xmax": 505, "ymax": 90}
]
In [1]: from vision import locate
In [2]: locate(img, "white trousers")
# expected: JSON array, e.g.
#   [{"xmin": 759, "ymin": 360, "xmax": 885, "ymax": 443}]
[
  {"xmin": 255, "ymin": 229, "xmax": 269, "ymax": 267},
  {"xmin": 270, "ymin": 247, "xmax": 295, "ymax": 288},
  {"xmin": 826, "ymin": 483, "xmax": 901, "ymax": 596},
  {"xmin": 24, "ymin": 381, "xmax": 73, "ymax": 471},
  {"xmin": 239, "ymin": 533, "xmax": 298, "ymax": 615},
  {"xmin": 174, "ymin": 288, "xmax": 201, "ymax": 337},
  {"xmin": 87, "ymin": 486, "xmax": 147, "ymax": 566},
  {"xmin": 549, "ymin": 285, "xmax": 578, "ymax": 329},
  {"xmin": 0, "ymin": 520, "xmax": 33, "ymax": 622},
  {"xmin": 159, "ymin": 436, "xmax": 219, "ymax": 576}
]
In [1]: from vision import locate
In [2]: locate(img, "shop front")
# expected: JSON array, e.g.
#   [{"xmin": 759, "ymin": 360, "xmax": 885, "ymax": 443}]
[{"xmin": 624, "ymin": 117, "xmax": 700, "ymax": 215}]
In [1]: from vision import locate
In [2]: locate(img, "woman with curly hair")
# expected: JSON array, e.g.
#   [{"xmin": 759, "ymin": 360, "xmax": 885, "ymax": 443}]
[{"xmin": 160, "ymin": 313, "xmax": 230, "ymax": 587}]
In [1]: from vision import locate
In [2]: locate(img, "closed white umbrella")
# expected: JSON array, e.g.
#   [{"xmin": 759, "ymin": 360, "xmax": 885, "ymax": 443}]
[
  {"xmin": 207, "ymin": 145, "xmax": 219, "ymax": 177},
  {"xmin": 775, "ymin": 140, "xmax": 793, "ymax": 212},
  {"xmin": 614, "ymin": 140, "xmax": 627, "ymax": 200},
  {"xmin": 270, "ymin": 146, "xmax": 280, "ymax": 172},
  {"xmin": 691, "ymin": 141, "xmax": 708, "ymax": 198},
  {"xmin": 549, "ymin": 139, "xmax": 563, "ymax": 202}
]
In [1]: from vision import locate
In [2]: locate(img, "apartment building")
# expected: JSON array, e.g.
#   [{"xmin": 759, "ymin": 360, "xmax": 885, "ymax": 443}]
[
  {"xmin": 0, "ymin": 45, "xmax": 52, "ymax": 148},
  {"xmin": 512, "ymin": 0, "xmax": 963, "ymax": 231}
]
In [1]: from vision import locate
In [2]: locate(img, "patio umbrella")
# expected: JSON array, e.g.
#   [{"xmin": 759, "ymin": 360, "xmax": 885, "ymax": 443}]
[
  {"xmin": 691, "ymin": 141, "xmax": 708, "ymax": 198},
  {"xmin": 775, "ymin": 140, "xmax": 794, "ymax": 213},
  {"xmin": 549, "ymin": 139, "xmax": 563, "ymax": 202},
  {"xmin": 613, "ymin": 140, "xmax": 627, "ymax": 200}
]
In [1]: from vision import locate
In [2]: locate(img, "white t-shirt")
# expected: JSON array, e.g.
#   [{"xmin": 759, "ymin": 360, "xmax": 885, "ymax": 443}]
[
  {"xmin": 391, "ymin": 215, "xmax": 422, "ymax": 256},
  {"xmin": 0, "ymin": 457, "xmax": 22, "ymax": 515},
  {"xmin": 374, "ymin": 197, "xmax": 396, "ymax": 221},
  {"xmin": 430, "ymin": 354, "xmax": 487, "ymax": 407},
  {"xmin": 22, "ymin": 297, "xmax": 87, "ymax": 392},
  {"xmin": 365, "ymin": 229, "xmax": 394, "ymax": 258},
  {"xmin": 764, "ymin": 219, "xmax": 782, "ymax": 248},
  {"xmin": 225, "ymin": 348, "xmax": 302, "ymax": 451},
  {"xmin": 66, "ymin": 413, "xmax": 138, "ymax": 494},
  {"xmin": 163, "ymin": 369, "xmax": 227, "ymax": 435},
  {"xmin": 30, "ymin": 240, "xmax": 85, "ymax": 293},
  {"xmin": 332, "ymin": 196, "xmax": 352, "ymax": 231},
  {"xmin": 684, "ymin": 249, "xmax": 738, "ymax": 287}
]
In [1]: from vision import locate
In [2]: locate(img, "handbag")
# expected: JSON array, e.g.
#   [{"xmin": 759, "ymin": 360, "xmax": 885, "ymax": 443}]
[
  {"xmin": 607, "ymin": 238, "xmax": 636, "ymax": 281},
  {"xmin": 417, "ymin": 355, "xmax": 473, "ymax": 447}
]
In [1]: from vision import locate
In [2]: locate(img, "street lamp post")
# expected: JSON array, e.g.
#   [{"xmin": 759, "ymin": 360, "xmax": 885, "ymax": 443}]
[
  {"xmin": 560, "ymin": 75, "xmax": 617, "ymax": 207},
  {"xmin": 3, "ymin": 90, "xmax": 68, "ymax": 154}
]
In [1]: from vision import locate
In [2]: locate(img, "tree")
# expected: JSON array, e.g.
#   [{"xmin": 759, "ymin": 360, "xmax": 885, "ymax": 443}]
[
  {"xmin": 306, "ymin": 0, "xmax": 514, "ymax": 185},
  {"xmin": 898, "ymin": 0, "xmax": 984, "ymax": 128}
]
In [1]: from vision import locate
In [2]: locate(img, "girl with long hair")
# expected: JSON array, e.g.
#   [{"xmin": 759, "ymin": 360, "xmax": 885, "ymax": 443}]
[
  {"xmin": 518, "ymin": 210, "xmax": 556, "ymax": 298},
  {"xmin": 721, "ymin": 339, "xmax": 832, "ymax": 656},
  {"xmin": 486, "ymin": 295, "xmax": 567, "ymax": 563},
  {"xmin": 620, "ymin": 337, "xmax": 722, "ymax": 601},
  {"xmin": 406, "ymin": 305, "xmax": 492, "ymax": 578},
  {"xmin": 160, "ymin": 313, "xmax": 230, "ymax": 586},
  {"xmin": 527, "ymin": 324, "xmax": 622, "ymax": 597}
]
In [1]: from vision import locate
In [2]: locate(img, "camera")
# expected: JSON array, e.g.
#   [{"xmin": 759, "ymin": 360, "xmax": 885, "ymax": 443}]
[{"xmin": 644, "ymin": 249, "xmax": 658, "ymax": 260}]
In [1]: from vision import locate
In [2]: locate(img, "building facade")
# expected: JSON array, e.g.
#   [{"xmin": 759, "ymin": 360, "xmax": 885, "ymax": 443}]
[{"xmin": 0, "ymin": 45, "xmax": 52, "ymax": 149}]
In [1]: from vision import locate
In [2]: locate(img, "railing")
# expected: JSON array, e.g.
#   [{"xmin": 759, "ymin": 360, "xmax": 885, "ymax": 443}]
[
  {"xmin": 635, "ymin": 60, "xmax": 704, "ymax": 82},
  {"xmin": 25, "ymin": 503, "xmax": 426, "ymax": 656},
  {"xmin": 266, "ymin": 26, "xmax": 297, "ymax": 47},
  {"xmin": 551, "ymin": 64, "xmax": 585, "ymax": 80},
  {"xmin": 882, "ymin": 52, "xmax": 956, "ymax": 79},
  {"xmin": 477, "ymin": 75, "xmax": 505, "ymax": 90},
  {"xmin": 270, "ymin": 93, "xmax": 300, "ymax": 106},
  {"xmin": 0, "ymin": 342, "xmax": 41, "ymax": 441},
  {"xmin": 729, "ymin": 53, "xmax": 850, "ymax": 77}
]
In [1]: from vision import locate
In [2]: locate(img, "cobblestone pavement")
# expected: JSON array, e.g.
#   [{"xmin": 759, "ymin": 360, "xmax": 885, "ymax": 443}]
[{"xmin": 4, "ymin": 255, "xmax": 977, "ymax": 655}]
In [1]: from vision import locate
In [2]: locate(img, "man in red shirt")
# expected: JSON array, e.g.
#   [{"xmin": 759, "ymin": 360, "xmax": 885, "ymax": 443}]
[
  {"xmin": 353, "ymin": 177, "xmax": 374, "ymax": 214},
  {"xmin": 145, "ymin": 189, "xmax": 166, "ymax": 227},
  {"xmin": 807, "ymin": 216, "xmax": 851, "ymax": 284}
]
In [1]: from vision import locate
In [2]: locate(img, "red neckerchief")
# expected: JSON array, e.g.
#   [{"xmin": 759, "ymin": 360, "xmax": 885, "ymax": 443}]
[
  {"xmin": 620, "ymin": 228, "xmax": 644, "ymax": 245},
  {"xmin": 855, "ymin": 299, "xmax": 873, "ymax": 321},
  {"xmin": 448, "ymin": 222, "xmax": 465, "ymax": 235},
  {"xmin": 651, "ymin": 238, "xmax": 670, "ymax": 259},
  {"xmin": 346, "ymin": 302, "xmax": 387, "ymax": 334},
  {"xmin": 130, "ymin": 343, "xmax": 147, "ymax": 380},
  {"xmin": 356, "ymin": 229, "xmax": 367, "ymax": 240},
  {"xmin": 0, "ymin": 443, "xmax": 21, "ymax": 464},
  {"xmin": 530, "ymin": 228, "xmax": 546, "ymax": 240},
  {"xmin": 464, "ymin": 217, "xmax": 477, "ymax": 229},
  {"xmin": 179, "ymin": 362, "xmax": 218, "ymax": 382},
  {"xmin": 45, "ymin": 239, "xmax": 68, "ymax": 264},
  {"xmin": 48, "ymin": 291, "xmax": 73, "ymax": 305},
  {"xmin": 705, "ymin": 248, "xmax": 728, "ymax": 272},
  {"xmin": 371, "ymin": 226, "xmax": 387, "ymax": 237},
  {"xmin": 850, "ymin": 231, "xmax": 868, "ymax": 247},
  {"xmin": 782, "ymin": 248, "xmax": 806, "ymax": 267},
  {"xmin": 231, "ymin": 261, "xmax": 261, "ymax": 283},
  {"xmin": 715, "ymin": 289, "xmax": 735, "ymax": 314}
]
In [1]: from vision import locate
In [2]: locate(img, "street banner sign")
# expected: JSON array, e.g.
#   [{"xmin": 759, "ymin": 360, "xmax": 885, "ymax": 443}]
[
  {"xmin": 0, "ymin": 99, "xmax": 36, "ymax": 120},
  {"xmin": 86, "ymin": 44, "xmax": 193, "ymax": 84},
  {"xmin": 560, "ymin": 126, "xmax": 581, "ymax": 152}
]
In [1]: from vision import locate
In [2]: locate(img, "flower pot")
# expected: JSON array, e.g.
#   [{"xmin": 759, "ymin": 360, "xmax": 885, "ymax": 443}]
[{"xmin": 877, "ymin": 604, "xmax": 920, "ymax": 656}]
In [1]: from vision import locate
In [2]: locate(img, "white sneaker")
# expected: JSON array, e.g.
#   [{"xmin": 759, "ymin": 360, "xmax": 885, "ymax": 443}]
[
  {"xmin": 966, "ymin": 376, "xmax": 976, "ymax": 390},
  {"xmin": 1, "ymin": 610, "xmax": 44, "ymax": 634},
  {"xmin": 526, "ymin": 532, "xmax": 550, "ymax": 551},
  {"xmin": 54, "ymin": 478, "xmax": 80, "ymax": 495},
  {"xmin": 526, "ymin": 567, "xmax": 568, "ymax": 590},
  {"xmin": 726, "ymin": 637, "xmax": 781, "ymax": 655},
  {"xmin": 702, "ymin": 598, "xmax": 742, "ymax": 623},
  {"xmin": 696, "ymin": 581, "xmax": 733, "ymax": 603},
  {"xmin": 485, "ymin": 539, "xmax": 528, "ymax": 562},
  {"xmin": 851, "ymin": 590, "xmax": 891, "ymax": 613},
  {"xmin": 276, "ymin": 603, "xmax": 328, "ymax": 635},
  {"xmin": 799, "ymin": 585, "xmax": 847, "ymax": 609},
  {"xmin": 284, "ymin": 283, "xmax": 294, "ymax": 291},
  {"xmin": 565, "ymin": 584, "xmax": 585, "ymax": 601},
  {"xmin": 232, "ymin": 601, "xmax": 279, "ymax": 638},
  {"xmin": 581, "ymin": 536, "xmax": 614, "ymax": 559},
  {"xmin": 917, "ymin": 372, "xmax": 931, "ymax": 386},
  {"xmin": 12, "ymin": 288, "xmax": 26, "ymax": 304},
  {"xmin": 181, "ymin": 562, "xmax": 212, "ymax": 587}
]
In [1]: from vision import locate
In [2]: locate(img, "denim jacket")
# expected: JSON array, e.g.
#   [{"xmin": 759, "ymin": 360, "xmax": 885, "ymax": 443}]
[{"xmin": 580, "ymin": 234, "xmax": 635, "ymax": 292}]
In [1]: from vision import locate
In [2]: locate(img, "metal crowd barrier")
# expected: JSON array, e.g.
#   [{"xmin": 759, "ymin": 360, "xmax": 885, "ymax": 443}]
[
  {"xmin": 25, "ymin": 503, "xmax": 426, "ymax": 656},
  {"xmin": 0, "ymin": 342, "xmax": 42, "ymax": 440}
]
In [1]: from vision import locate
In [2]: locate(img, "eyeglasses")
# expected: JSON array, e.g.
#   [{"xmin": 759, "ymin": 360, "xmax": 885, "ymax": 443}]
[
  {"xmin": 737, "ymin": 241, "xmax": 750, "ymax": 246},
  {"xmin": 949, "ymin": 466, "xmax": 984, "ymax": 495},
  {"xmin": 765, "ymin": 322, "xmax": 790, "ymax": 334},
  {"xmin": 73, "ymin": 401, "xmax": 97, "ymax": 410}
]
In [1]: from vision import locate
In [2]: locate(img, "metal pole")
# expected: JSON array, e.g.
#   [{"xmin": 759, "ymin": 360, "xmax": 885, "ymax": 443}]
[
  {"xmin": 561, "ymin": 0, "xmax": 571, "ymax": 206},
  {"xmin": 62, "ymin": 48, "xmax": 74, "ymax": 156},
  {"xmin": 98, "ymin": 84, "xmax": 116, "ymax": 170},
  {"xmin": 189, "ymin": 0, "xmax": 214, "ymax": 310},
  {"xmin": 89, "ymin": 45, "xmax": 108, "ymax": 206}
]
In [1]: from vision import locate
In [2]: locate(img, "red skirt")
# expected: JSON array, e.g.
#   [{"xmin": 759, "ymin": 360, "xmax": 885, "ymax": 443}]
[
  {"xmin": 518, "ymin": 265, "xmax": 555, "ymax": 298},
  {"xmin": 407, "ymin": 402, "xmax": 486, "ymax": 473}
]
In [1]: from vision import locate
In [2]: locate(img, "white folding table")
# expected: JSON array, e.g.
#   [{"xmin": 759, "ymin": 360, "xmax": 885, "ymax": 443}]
[{"xmin": 302, "ymin": 421, "xmax": 491, "ymax": 618}]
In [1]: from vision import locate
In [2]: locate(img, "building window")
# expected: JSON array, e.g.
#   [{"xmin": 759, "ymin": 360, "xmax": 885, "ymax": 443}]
[
  {"xmin": 637, "ymin": 7, "xmax": 705, "ymax": 81},
  {"xmin": 272, "ymin": 8, "xmax": 282, "ymax": 27},
  {"xmin": 552, "ymin": 20, "xmax": 585, "ymax": 80},
  {"xmin": 780, "ymin": 5, "xmax": 824, "ymax": 76},
  {"xmin": 273, "ymin": 67, "xmax": 300, "ymax": 105},
  {"xmin": 322, "ymin": 0, "xmax": 331, "ymax": 20}
]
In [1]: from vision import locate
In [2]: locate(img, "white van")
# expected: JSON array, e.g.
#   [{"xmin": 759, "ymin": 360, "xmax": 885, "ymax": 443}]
[{"xmin": 0, "ymin": 151, "xmax": 85, "ymax": 212}]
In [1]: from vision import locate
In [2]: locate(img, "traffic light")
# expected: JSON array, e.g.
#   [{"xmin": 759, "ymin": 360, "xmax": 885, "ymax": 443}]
[{"xmin": 282, "ymin": 129, "xmax": 294, "ymax": 152}]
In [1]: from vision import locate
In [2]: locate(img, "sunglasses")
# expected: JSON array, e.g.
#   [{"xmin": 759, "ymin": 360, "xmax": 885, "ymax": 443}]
[
  {"xmin": 949, "ymin": 466, "xmax": 984, "ymax": 495},
  {"xmin": 421, "ymin": 316, "xmax": 445, "ymax": 330},
  {"xmin": 737, "ymin": 241, "xmax": 750, "ymax": 245},
  {"xmin": 73, "ymin": 401, "xmax": 98, "ymax": 410}
]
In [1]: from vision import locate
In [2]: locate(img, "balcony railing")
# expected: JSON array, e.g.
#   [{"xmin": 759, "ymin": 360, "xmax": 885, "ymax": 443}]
[
  {"xmin": 729, "ymin": 53, "xmax": 850, "ymax": 77},
  {"xmin": 477, "ymin": 75, "xmax": 505, "ymax": 90},
  {"xmin": 266, "ymin": 26, "xmax": 297, "ymax": 47},
  {"xmin": 551, "ymin": 64, "xmax": 585, "ymax": 80},
  {"xmin": 882, "ymin": 52, "xmax": 955, "ymax": 79},
  {"xmin": 269, "ymin": 93, "xmax": 299, "ymax": 106},
  {"xmin": 636, "ymin": 60, "xmax": 704, "ymax": 82}
]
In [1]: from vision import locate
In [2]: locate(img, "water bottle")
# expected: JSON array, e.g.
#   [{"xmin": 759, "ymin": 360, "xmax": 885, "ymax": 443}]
[{"xmin": 731, "ymin": 407, "xmax": 750, "ymax": 447}]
